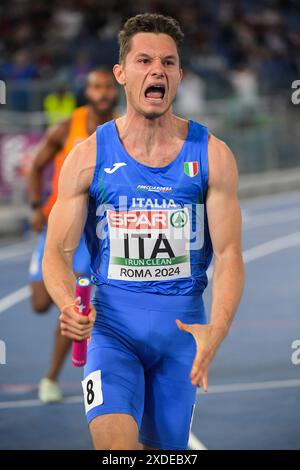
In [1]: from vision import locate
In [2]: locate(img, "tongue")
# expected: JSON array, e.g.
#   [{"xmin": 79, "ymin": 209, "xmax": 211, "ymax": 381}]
[{"xmin": 146, "ymin": 89, "xmax": 163, "ymax": 99}]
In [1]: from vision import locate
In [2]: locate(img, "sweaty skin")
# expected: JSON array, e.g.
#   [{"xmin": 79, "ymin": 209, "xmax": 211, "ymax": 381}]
[{"xmin": 43, "ymin": 32, "xmax": 244, "ymax": 390}]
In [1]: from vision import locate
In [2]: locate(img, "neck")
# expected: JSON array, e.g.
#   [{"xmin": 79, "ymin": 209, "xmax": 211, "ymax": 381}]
[
  {"xmin": 87, "ymin": 107, "xmax": 114, "ymax": 135},
  {"xmin": 117, "ymin": 107, "xmax": 186, "ymax": 157}
]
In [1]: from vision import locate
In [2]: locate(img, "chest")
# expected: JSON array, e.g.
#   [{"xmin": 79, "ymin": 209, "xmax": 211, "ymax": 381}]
[{"xmin": 122, "ymin": 140, "xmax": 184, "ymax": 168}]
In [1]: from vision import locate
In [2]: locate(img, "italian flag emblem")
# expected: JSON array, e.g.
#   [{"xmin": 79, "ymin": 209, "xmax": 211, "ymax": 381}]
[{"xmin": 184, "ymin": 161, "xmax": 198, "ymax": 177}]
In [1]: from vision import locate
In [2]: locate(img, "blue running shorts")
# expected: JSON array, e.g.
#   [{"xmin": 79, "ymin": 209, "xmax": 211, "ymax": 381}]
[
  {"xmin": 82, "ymin": 283, "xmax": 207, "ymax": 450},
  {"xmin": 29, "ymin": 227, "xmax": 91, "ymax": 281}
]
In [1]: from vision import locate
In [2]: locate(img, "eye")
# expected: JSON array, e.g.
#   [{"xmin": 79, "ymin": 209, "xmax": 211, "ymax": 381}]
[
  {"xmin": 138, "ymin": 58, "xmax": 149, "ymax": 64},
  {"xmin": 164, "ymin": 60, "xmax": 175, "ymax": 66}
]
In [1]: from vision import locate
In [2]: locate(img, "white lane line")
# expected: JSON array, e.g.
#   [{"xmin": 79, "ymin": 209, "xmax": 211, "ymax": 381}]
[
  {"xmin": 188, "ymin": 433, "xmax": 207, "ymax": 450},
  {"xmin": 196, "ymin": 378, "xmax": 300, "ymax": 395},
  {"xmin": 242, "ymin": 231, "xmax": 300, "ymax": 263},
  {"xmin": 0, "ymin": 240, "xmax": 34, "ymax": 262},
  {"xmin": 0, "ymin": 395, "xmax": 83, "ymax": 410},
  {"xmin": 206, "ymin": 231, "xmax": 300, "ymax": 281},
  {"xmin": 0, "ymin": 286, "xmax": 30, "ymax": 314},
  {"xmin": 243, "ymin": 208, "xmax": 300, "ymax": 229},
  {"xmin": 241, "ymin": 190, "xmax": 300, "ymax": 209},
  {"xmin": 1, "ymin": 378, "xmax": 299, "ymax": 410}
]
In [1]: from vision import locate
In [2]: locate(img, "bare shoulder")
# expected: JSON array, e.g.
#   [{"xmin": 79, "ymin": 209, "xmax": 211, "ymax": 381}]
[
  {"xmin": 58, "ymin": 132, "xmax": 97, "ymax": 196},
  {"xmin": 207, "ymin": 133, "xmax": 239, "ymax": 193}
]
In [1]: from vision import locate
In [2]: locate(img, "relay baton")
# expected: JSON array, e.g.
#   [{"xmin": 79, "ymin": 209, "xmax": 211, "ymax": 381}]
[{"xmin": 72, "ymin": 276, "xmax": 92, "ymax": 367}]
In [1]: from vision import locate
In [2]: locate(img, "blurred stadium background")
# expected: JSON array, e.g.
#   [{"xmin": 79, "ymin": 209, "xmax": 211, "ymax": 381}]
[
  {"xmin": 0, "ymin": 0, "xmax": 300, "ymax": 450},
  {"xmin": 1, "ymin": 0, "xmax": 300, "ymax": 220}
]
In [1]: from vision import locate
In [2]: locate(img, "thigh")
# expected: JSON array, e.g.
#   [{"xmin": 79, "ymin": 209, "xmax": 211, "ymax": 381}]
[
  {"xmin": 82, "ymin": 328, "xmax": 145, "ymax": 436},
  {"xmin": 139, "ymin": 309, "xmax": 199, "ymax": 450},
  {"xmin": 139, "ymin": 368, "xmax": 196, "ymax": 450}
]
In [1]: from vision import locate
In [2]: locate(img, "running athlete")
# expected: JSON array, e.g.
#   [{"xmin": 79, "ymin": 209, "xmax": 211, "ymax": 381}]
[
  {"xmin": 27, "ymin": 69, "xmax": 118, "ymax": 403},
  {"xmin": 43, "ymin": 14, "xmax": 244, "ymax": 450}
]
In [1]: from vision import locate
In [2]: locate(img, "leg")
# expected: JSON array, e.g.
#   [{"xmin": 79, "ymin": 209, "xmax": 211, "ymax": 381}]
[
  {"xmin": 82, "ymin": 324, "xmax": 145, "ymax": 450},
  {"xmin": 139, "ymin": 443, "xmax": 159, "ymax": 450},
  {"xmin": 46, "ymin": 320, "xmax": 71, "ymax": 381},
  {"xmin": 29, "ymin": 229, "xmax": 51, "ymax": 314},
  {"xmin": 90, "ymin": 413, "xmax": 140, "ymax": 450},
  {"xmin": 30, "ymin": 281, "xmax": 53, "ymax": 313},
  {"xmin": 30, "ymin": 278, "xmax": 71, "ymax": 384},
  {"xmin": 139, "ymin": 309, "xmax": 199, "ymax": 450},
  {"xmin": 38, "ymin": 311, "xmax": 71, "ymax": 402}
]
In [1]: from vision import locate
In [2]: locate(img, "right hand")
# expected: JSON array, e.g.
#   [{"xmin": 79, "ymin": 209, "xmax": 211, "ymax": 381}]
[
  {"xmin": 59, "ymin": 297, "xmax": 97, "ymax": 341},
  {"xmin": 30, "ymin": 208, "xmax": 46, "ymax": 232}
]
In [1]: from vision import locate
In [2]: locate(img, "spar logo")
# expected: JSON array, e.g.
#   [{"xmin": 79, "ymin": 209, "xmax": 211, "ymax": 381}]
[
  {"xmin": 170, "ymin": 210, "xmax": 188, "ymax": 228},
  {"xmin": 108, "ymin": 210, "xmax": 169, "ymax": 230}
]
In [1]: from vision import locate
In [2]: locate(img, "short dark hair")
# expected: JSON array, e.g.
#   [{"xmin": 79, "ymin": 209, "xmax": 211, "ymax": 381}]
[{"xmin": 118, "ymin": 13, "xmax": 184, "ymax": 64}]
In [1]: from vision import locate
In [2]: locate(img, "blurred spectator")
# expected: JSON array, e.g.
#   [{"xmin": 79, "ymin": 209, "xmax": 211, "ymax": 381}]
[
  {"xmin": 230, "ymin": 62, "xmax": 258, "ymax": 108},
  {"xmin": 175, "ymin": 67, "xmax": 206, "ymax": 117},
  {"xmin": 72, "ymin": 53, "xmax": 92, "ymax": 105},
  {"xmin": 43, "ymin": 84, "xmax": 76, "ymax": 126},
  {"xmin": 0, "ymin": 50, "xmax": 39, "ymax": 111},
  {"xmin": 0, "ymin": 0, "xmax": 299, "ymax": 109}
]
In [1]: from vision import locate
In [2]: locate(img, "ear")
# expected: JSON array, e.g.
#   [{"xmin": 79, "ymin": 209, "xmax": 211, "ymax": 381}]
[
  {"xmin": 113, "ymin": 63, "xmax": 126, "ymax": 86},
  {"xmin": 179, "ymin": 67, "xmax": 183, "ymax": 81}
]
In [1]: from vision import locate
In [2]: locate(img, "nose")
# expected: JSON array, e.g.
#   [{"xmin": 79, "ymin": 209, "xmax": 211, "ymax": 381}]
[{"xmin": 150, "ymin": 57, "xmax": 165, "ymax": 78}]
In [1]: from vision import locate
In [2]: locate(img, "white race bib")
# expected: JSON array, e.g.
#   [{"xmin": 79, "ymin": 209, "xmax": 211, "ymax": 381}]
[
  {"xmin": 107, "ymin": 208, "xmax": 191, "ymax": 281},
  {"xmin": 82, "ymin": 370, "xmax": 103, "ymax": 413}
]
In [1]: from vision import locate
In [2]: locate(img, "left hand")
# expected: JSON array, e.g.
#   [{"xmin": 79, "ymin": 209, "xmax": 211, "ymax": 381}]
[{"xmin": 175, "ymin": 319, "xmax": 227, "ymax": 390}]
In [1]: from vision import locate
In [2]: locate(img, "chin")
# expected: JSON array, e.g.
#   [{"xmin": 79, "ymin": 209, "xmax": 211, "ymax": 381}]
[{"xmin": 140, "ymin": 105, "xmax": 169, "ymax": 120}]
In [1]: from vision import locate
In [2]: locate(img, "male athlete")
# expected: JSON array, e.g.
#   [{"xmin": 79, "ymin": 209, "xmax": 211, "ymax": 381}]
[
  {"xmin": 43, "ymin": 14, "xmax": 244, "ymax": 450},
  {"xmin": 27, "ymin": 69, "xmax": 118, "ymax": 403}
]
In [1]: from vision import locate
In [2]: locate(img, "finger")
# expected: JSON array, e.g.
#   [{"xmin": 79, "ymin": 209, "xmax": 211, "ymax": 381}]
[
  {"xmin": 195, "ymin": 370, "xmax": 209, "ymax": 391},
  {"xmin": 60, "ymin": 318, "xmax": 93, "ymax": 335},
  {"xmin": 194, "ymin": 365, "xmax": 209, "ymax": 388},
  {"xmin": 60, "ymin": 315, "xmax": 93, "ymax": 333},
  {"xmin": 190, "ymin": 349, "xmax": 204, "ymax": 379},
  {"xmin": 61, "ymin": 328, "xmax": 88, "ymax": 341},
  {"xmin": 61, "ymin": 322, "xmax": 92, "ymax": 339},
  {"xmin": 60, "ymin": 310, "xmax": 91, "ymax": 325},
  {"xmin": 175, "ymin": 319, "xmax": 193, "ymax": 334},
  {"xmin": 202, "ymin": 371, "xmax": 209, "ymax": 392}
]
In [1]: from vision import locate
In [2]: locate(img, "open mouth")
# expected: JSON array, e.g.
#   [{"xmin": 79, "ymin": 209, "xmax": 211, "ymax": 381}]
[{"xmin": 144, "ymin": 84, "xmax": 166, "ymax": 101}]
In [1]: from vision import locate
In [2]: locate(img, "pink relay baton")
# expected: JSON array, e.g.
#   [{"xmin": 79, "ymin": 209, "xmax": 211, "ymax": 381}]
[{"xmin": 72, "ymin": 276, "xmax": 92, "ymax": 367}]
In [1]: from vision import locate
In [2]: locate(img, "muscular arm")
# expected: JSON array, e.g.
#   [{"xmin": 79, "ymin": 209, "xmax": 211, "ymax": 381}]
[
  {"xmin": 206, "ymin": 135, "xmax": 244, "ymax": 336},
  {"xmin": 27, "ymin": 120, "xmax": 69, "ymax": 205},
  {"xmin": 42, "ymin": 134, "xmax": 96, "ymax": 310}
]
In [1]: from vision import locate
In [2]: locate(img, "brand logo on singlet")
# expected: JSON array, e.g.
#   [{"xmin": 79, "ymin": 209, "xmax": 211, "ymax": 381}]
[
  {"xmin": 136, "ymin": 184, "xmax": 173, "ymax": 193},
  {"xmin": 170, "ymin": 210, "xmax": 188, "ymax": 228},
  {"xmin": 184, "ymin": 161, "xmax": 198, "ymax": 177},
  {"xmin": 104, "ymin": 162, "xmax": 127, "ymax": 174}
]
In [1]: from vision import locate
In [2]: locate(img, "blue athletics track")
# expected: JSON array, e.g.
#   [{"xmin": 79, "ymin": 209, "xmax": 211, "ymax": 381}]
[{"xmin": 0, "ymin": 191, "xmax": 299, "ymax": 450}]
